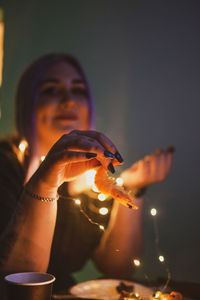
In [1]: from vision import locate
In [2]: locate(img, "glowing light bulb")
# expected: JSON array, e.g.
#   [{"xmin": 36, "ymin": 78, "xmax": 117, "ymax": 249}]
[
  {"xmin": 158, "ymin": 255, "xmax": 165, "ymax": 262},
  {"xmin": 74, "ymin": 199, "xmax": 81, "ymax": 206},
  {"xmin": 98, "ymin": 193, "xmax": 106, "ymax": 201},
  {"xmin": 155, "ymin": 291, "xmax": 162, "ymax": 298},
  {"xmin": 99, "ymin": 225, "xmax": 104, "ymax": 230},
  {"xmin": 19, "ymin": 140, "xmax": 28, "ymax": 152},
  {"xmin": 135, "ymin": 292, "xmax": 139, "ymax": 297},
  {"xmin": 99, "ymin": 207, "xmax": 108, "ymax": 215},
  {"xmin": 150, "ymin": 208, "xmax": 157, "ymax": 216},
  {"xmin": 116, "ymin": 177, "xmax": 123, "ymax": 186},
  {"xmin": 41, "ymin": 155, "xmax": 45, "ymax": 162},
  {"xmin": 133, "ymin": 258, "xmax": 141, "ymax": 267}
]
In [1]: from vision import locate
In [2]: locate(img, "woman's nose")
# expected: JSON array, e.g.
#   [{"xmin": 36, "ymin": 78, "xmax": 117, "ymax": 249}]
[{"xmin": 60, "ymin": 90, "xmax": 75, "ymax": 106}]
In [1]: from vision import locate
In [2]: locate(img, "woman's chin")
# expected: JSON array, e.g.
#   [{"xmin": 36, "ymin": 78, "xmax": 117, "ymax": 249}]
[{"xmin": 55, "ymin": 123, "xmax": 79, "ymax": 134}]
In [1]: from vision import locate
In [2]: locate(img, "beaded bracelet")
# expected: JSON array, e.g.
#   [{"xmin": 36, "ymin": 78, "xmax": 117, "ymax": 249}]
[{"xmin": 24, "ymin": 186, "xmax": 59, "ymax": 202}]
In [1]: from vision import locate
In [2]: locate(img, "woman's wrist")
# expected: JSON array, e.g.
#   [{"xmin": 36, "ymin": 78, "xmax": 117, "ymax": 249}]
[
  {"xmin": 23, "ymin": 186, "xmax": 59, "ymax": 202},
  {"xmin": 131, "ymin": 186, "xmax": 147, "ymax": 198},
  {"xmin": 25, "ymin": 177, "xmax": 58, "ymax": 200},
  {"xmin": 123, "ymin": 184, "xmax": 147, "ymax": 198}
]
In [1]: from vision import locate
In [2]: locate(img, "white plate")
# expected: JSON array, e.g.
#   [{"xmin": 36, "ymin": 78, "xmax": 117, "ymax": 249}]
[{"xmin": 70, "ymin": 279, "xmax": 153, "ymax": 299}]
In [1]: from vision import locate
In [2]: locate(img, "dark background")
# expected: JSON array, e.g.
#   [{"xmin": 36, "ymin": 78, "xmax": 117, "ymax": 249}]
[{"xmin": 1, "ymin": 0, "xmax": 200, "ymax": 284}]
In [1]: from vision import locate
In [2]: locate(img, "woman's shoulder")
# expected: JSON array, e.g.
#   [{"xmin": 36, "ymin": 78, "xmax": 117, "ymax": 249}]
[{"xmin": 0, "ymin": 135, "xmax": 24, "ymax": 178}]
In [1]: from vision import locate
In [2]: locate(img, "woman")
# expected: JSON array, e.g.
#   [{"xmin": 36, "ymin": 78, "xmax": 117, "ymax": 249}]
[{"xmin": 0, "ymin": 53, "xmax": 174, "ymax": 294}]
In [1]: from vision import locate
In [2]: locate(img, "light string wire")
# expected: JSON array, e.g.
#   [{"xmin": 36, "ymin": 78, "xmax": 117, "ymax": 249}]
[
  {"xmin": 57, "ymin": 180, "xmax": 172, "ymax": 295},
  {"xmin": 58, "ymin": 188, "xmax": 171, "ymax": 295},
  {"xmin": 56, "ymin": 191, "xmax": 105, "ymax": 231},
  {"xmin": 146, "ymin": 194, "xmax": 171, "ymax": 293},
  {"xmin": 21, "ymin": 154, "xmax": 172, "ymax": 297},
  {"xmin": 79, "ymin": 203, "xmax": 105, "ymax": 231}
]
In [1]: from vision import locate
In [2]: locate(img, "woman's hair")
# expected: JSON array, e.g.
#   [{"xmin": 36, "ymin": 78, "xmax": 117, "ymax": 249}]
[{"xmin": 15, "ymin": 53, "xmax": 94, "ymax": 148}]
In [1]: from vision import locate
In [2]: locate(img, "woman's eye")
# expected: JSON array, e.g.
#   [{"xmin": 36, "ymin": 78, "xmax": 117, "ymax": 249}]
[
  {"xmin": 40, "ymin": 86, "xmax": 61, "ymax": 96},
  {"xmin": 72, "ymin": 87, "xmax": 88, "ymax": 97}
]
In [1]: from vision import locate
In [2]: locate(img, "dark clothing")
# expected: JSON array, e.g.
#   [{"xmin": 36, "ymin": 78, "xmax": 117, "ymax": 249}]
[{"xmin": 0, "ymin": 138, "xmax": 112, "ymax": 293}]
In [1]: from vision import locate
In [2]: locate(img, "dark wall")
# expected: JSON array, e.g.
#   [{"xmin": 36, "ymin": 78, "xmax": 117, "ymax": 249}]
[{"xmin": 1, "ymin": 0, "xmax": 200, "ymax": 283}]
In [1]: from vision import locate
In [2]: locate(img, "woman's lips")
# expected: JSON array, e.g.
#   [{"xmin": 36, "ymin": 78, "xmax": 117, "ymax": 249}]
[{"xmin": 54, "ymin": 113, "xmax": 78, "ymax": 121}]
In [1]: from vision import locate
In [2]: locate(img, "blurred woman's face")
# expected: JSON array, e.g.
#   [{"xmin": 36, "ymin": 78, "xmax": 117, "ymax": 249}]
[{"xmin": 36, "ymin": 61, "xmax": 90, "ymax": 154}]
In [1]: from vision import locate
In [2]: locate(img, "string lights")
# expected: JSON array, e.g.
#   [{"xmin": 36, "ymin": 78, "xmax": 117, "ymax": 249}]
[
  {"xmin": 17, "ymin": 143, "xmax": 173, "ymax": 298},
  {"xmin": 77, "ymin": 169, "xmax": 171, "ymax": 294},
  {"xmin": 18, "ymin": 140, "xmax": 28, "ymax": 153}
]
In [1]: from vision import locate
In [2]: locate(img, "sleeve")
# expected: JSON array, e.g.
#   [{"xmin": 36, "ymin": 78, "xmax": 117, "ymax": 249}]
[{"xmin": 0, "ymin": 141, "xmax": 25, "ymax": 264}]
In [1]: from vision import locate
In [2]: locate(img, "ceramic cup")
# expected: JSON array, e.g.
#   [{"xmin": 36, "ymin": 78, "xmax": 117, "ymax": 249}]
[{"xmin": 4, "ymin": 272, "xmax": 55, "ymax": 300}]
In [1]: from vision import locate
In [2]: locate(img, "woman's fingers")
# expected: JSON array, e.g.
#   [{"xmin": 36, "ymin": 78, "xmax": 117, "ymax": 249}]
[
  {"xmin": 165, "ymin": 147, "xmax": 175, "ymax": 175},
  {"xmin": 148, "ymin": 150, "xmax": 163, "ymax": 181},
  {"xmin": 53, "ymin": 131, "xmax": 121, "ymax": 173},
  {"xmin": 147, "ymin": 147, "xmax": 175, "ymax": 182},
  {"xmin": 50, "ymin": 150, "xmax": 98, "ymax": 164},
  {"xmin": 69, "ymin": 130, "xmax": 124, "ymax": 164},
  {"xmin": 133, "ymin": 146, "xmax": 175, "ymax": 185}
]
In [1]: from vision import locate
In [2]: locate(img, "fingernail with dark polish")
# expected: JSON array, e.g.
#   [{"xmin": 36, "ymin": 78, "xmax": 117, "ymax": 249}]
[
  {"xmin": 167, "ymin": 146, "xmax": 175, "ymax": 153},
  {"xmin": 108, "ymin": 162, "xmax": 115, "ymax": 173},
  {"xmin": 104, "ymin": 150, "xmax": 115, "ymax": 158},
  {"xmin": 115, "ymin": 151, "xmax": 124, "ymax": 163},
  {"xmin": 86, "ymin": 153, "xmax": 97, "ymax": 159}
]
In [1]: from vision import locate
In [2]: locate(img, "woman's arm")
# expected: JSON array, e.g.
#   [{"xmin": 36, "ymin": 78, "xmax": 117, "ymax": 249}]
[
  {"xmin": 93, "ymin": 147, "xmax": 174, "ymax": 278},
  {"xmin": 93, "ymin": 197, "xmax": 144, "ymax": 279},
  {"xmin": 0, "ymin": 130, "xmax": 122, "ymax": 274},
  {"xmin": 1, "ymin": 181, "xmax": 58, "ymax": 274}
]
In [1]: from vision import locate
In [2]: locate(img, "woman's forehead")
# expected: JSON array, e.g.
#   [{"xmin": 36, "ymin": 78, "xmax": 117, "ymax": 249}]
[{"xmin": 43, "ymin": 61, "xmax": 83, "ymax": 81}]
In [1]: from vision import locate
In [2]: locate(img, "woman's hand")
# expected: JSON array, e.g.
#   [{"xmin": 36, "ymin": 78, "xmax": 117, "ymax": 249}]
[
  {"xmin": 120, "ymin": 147, "xmax": 175, "ymax": 190},
  {"xmin": 29, "ymin": 130, "xmax": 123, "ymax": 192}
]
